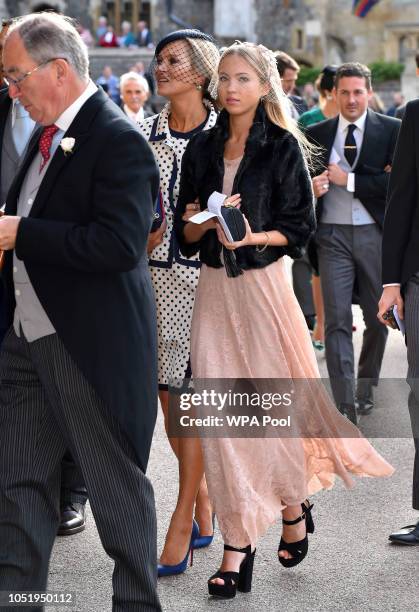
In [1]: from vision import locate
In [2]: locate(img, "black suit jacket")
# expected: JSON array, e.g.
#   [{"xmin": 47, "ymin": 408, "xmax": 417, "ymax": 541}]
[
  {"xmin": 289, "ymin": 94, "xmax": 308, "ymax": 116},
  {"xmin": 383, "ymin": 99, "xmax": 419, "ymax": 286},
  {"xmin": 395, "ymin": 103, "xmax": 406, "ymax": 120},
  {"xmin": 0, "ymin": 92, "xmax": 12, "ymax": 339},
  {"xmin": 307, "ymin": 109, "xmax": 401, "ymax": 228},
  {"xmin": 3, "ymin": 88, "xmax": 160, "ymax": 471},
  {"xmin": 0, "ymin": 91, "xmax": 12, "ymax": 200}
]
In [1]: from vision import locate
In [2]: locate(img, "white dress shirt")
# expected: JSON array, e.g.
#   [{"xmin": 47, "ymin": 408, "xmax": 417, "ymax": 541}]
[
  {"xmin": 124, "ymin": 104, "xmax": 145, "ymax": 124},
  {"xmin": 335, "ymin": 111, "xmax": 367, "ymax": 192}
]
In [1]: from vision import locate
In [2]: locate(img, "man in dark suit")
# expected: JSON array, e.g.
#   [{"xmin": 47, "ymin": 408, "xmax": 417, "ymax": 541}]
[
  {"xmin": 378, "ymin": 101, "xmax": 419, "ymax": 545},
  {"xmin": 307, "ymin": 63, "xmax": 400, "ymax": 423},
  {"xmin": 275, "ymin": 50, "xmax": 308, "ymax": 118},
  {"xmin": 136, "ymin": 20, "xmax": 153, "ymax": 48},
  {"xmin": 395, "ymin": 52, "xmax": 419, "ymax": 121},
  {"xmin": 274, "ymin": 50, "xmax": 314, "ymax": 330},
  {"xmin": 0, "ymin": 17, "xmax": 88, "ymax": 538},
  {"xmin": 0, "ymin": 13, "xmax": 161, "ymax": 608}
]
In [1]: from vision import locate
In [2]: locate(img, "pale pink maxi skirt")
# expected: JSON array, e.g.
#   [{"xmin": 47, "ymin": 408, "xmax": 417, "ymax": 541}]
[{"xmin": 190, "ymin": 258, "xmax": 394, "ymax": 549}]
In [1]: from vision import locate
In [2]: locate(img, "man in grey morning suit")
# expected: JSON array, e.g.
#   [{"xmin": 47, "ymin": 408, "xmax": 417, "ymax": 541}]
[
  {"xmin": 307, "ymin": 63, "xmax": 400, "ymax": 424},
  {"xmin": 0, "ymin": 17, "xmax": 88, "ymax": 538},
  {"xmin": 0, "ymin": 13, "xmax": 161, "ymax": 611}
]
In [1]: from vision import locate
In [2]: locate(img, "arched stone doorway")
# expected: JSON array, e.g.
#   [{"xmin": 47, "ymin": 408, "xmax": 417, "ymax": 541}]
[{"xmin": 100, "ymin": 1, "xmax": 151, "ymax": 32}]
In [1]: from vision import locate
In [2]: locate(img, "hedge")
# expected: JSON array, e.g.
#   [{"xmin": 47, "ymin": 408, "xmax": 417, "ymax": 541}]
[{"xmin": 297, "ymin": 61, "xmax": 404, "ymax": 86}]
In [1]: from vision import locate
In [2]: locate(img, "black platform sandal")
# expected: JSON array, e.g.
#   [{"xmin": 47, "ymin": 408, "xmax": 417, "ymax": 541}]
[
  {"xmin": 208, "ymin": 544, "xmax": 256, "ymax": 599},
  {"xmin": 278, "ymin": 500, "xmax": 314, "ymax": 568}
]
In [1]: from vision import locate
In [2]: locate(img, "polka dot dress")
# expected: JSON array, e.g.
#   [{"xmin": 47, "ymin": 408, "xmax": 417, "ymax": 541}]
[{"xmin": 139, "ymin": 102, "xmax": 218, "ymax": 388}]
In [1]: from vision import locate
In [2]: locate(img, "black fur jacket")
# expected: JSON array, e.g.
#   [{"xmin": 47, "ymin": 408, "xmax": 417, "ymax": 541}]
[{"xmin": 174, "ymin": 103, "xmax": 315, "ymax": 271}]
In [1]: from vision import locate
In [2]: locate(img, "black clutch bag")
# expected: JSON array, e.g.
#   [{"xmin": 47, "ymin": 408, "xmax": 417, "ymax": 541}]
[
  {"xmin": 220, "ymin": 206, "xmax": 246, "ymax": 242},
  {"xmin": 151, "ymin": 191, "xmax": 165, "ymax": 232}
]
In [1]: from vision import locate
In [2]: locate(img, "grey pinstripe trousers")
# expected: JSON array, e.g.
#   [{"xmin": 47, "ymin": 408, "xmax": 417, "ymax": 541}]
[
  {"xmin": 404, "ymin": 276, "xmax": 419, "ymax": 510},
  {"xmin": 0, "ymin": 328, "xmax": 161, "ymax": 611}
]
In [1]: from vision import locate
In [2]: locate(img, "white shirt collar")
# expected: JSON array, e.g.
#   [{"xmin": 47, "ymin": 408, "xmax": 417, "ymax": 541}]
[
  {"xmin": 55, "ymin": 80, "xmax": 98, "ymax": 132},
  {"xmin": 338, "ymin": 110, "xmax": 367, "ymax": 134},
  {"xmin": 124, "ymin": 104, "xmax": 144, "ymax": 123}
]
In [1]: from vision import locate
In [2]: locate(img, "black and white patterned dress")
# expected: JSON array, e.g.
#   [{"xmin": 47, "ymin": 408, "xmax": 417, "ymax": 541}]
[{"xmin": 139, "ymin": 102, "xmax": 218, "ymax": 389}]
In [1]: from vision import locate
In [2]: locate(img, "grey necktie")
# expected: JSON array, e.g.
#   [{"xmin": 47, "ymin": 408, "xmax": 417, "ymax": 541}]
[{"xmin": 12, "ymin": 102, "xmax": 35, "ymax": 158}]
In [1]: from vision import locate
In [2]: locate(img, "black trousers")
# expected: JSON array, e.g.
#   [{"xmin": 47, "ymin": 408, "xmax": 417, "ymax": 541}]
[
  {"xmin": 403, "ymin": 276, "xmax": 419, "ymax": 510},
  {"xmin": 60, "ymin": 449, "xmax": 87, "ymax": 506},
  {"xmin": 0, "ymin": 329, "xmax": 161, "ymax": 611}
]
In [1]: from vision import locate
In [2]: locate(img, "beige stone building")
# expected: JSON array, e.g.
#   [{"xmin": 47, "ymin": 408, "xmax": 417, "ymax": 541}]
[
  {"xmin": 2, "ymin": 0, "xmax": 419, "ymax": 96},
  {"xmin": 2, "ymin": 1, "xmax": 419, "ymax": 67}
]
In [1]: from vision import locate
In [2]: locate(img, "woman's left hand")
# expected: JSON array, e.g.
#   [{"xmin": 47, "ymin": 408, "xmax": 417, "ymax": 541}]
[
  {"xmin": 182, "ymin": 198, "xmax": 201, "ymax": 222},
  {"xmin": 216, "ymin": 214, "xmax": 253, "ymax": 250}
]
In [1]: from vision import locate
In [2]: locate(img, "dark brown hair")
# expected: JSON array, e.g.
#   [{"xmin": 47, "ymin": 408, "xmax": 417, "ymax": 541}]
[
  {"xmin": 274, "ymin": 51, "xmax": 300, "ymax": 76},
  {"xmin": 335, "ymin": 62, "xmax": 372, "ymax": 90}
]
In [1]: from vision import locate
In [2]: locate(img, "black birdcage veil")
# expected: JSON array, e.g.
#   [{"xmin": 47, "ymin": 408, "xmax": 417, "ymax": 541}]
[{"xmin": 151, "ymin": 35, "xmax": 219, "ymax": 100}]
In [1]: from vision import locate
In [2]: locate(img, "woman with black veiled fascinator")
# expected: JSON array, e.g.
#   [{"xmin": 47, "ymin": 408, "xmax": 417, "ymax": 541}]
[{"xmin": 138, "ymin": 29, "xmax": 219, "ymax": 577}]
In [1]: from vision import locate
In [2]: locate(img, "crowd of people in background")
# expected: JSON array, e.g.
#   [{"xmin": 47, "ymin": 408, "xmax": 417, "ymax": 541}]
[{"xmin": 74, "ymin": 15, "xmax": 154, "ymax": 49}]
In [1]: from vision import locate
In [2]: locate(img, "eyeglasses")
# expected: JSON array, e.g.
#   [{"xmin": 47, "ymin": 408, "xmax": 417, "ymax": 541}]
[{"xmin": 3, "ymin": 58, "xmax": 61, "ymax": 90}]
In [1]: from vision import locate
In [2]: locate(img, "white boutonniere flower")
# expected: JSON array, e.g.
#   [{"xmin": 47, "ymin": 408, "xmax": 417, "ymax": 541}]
[{"xmin": 60, "ymin": 137, "xmax": 75, "ymax": 156}]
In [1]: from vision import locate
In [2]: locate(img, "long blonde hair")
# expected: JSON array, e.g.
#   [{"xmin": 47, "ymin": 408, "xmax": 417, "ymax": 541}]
[{"xmin": 219, "ymin": 42, "xmax": 316, "ymax": 164}]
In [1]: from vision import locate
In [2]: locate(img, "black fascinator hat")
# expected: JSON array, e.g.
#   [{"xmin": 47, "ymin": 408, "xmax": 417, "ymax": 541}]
[
  {"xmin": 319, "ymin": 65, "xmax": 338, "ymax": 92},
  {"xmin": 155, "ymin": 29, "xmax": 216, "ymax": 56},
  {"xmin": 152, "ymin": 29, "xmax": 219, "ymax": 101}
]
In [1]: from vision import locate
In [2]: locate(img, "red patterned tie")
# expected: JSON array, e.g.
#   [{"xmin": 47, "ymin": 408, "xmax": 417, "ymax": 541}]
[{"xmin": 39, "ymin": 124, "xmax": 59, "ymax": 172}]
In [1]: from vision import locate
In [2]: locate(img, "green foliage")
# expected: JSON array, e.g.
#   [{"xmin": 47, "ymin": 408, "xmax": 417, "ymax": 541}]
[
  {"xmin": 297, "ymin": 66, "xmax": 322, "ymax": 86},
  {"xmin": 368, "ymin": 61, "xmax": 404, "ymax": 83},
  {"xmin": 297, "ymin": 61, "xmax": 404, "ymax": 87}
]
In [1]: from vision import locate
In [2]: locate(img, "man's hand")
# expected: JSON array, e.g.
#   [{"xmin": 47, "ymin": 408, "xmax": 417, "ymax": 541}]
[
  {"xmin": 147, "ymin": 218, "xmax": 167, "ymax": 255},
  {"xmin": 328, "ymin": 163, "xmax": 348, "ymax": 187},
  {"xmin": 312, "ymin": 170, "xmax": 329, "ymax": 198},
  {"xmin": 378, "ymin": 285, "xmax": 404, "ymax": 326},
  {"xmin": 0, "ymin": 215, "xmax": 21, "ymax": 250}
]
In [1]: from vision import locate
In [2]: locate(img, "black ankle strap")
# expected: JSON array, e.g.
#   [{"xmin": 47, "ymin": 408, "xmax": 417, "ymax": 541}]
[
  {"xmin": 224, "ymin": 544, "xmax": 251, "ymax": 553},
  {"xmin": 282, "ymin": 511, "xmax": 305, "ymax": 526}
]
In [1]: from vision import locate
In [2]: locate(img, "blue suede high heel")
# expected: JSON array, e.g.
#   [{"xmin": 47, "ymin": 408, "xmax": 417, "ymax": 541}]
[
  {"xmin": 157, "ymin": 521, "xmax": 199, "ymax": 577},
  {"xmin": 192, "ymin": 514, "xmax": 215, "ymax": 549}
]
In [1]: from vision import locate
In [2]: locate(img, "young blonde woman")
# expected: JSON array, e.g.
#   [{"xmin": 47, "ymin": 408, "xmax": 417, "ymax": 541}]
[
  {"xmin": 139, "ymin": 29, "xmax": 219, "ymax": 575},
  {"xmin": 175, "ymin": 42, "xmax": 394, "ymax": 598}
]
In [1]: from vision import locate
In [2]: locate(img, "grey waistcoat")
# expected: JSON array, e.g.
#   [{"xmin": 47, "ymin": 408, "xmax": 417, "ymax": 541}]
[
  {"xmin": 13, "ymin": 145, "xmax": 61, "ymax": 342},
  {"xmin": 321, "ymin": 149, "xmax": 375, "ymax": 226}
]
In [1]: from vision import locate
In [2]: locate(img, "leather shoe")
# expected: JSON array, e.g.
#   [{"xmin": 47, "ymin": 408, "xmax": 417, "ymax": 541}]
[
  {"xmin": 389, "ymin": 520, "xmax": 419, "ymax": 545},
  {"xmin": 339, "ymin": 403, "xmax": 358, "ymax": 426},
  {"xmin": 57, "ymin": 502, "xmax": 86, "ymax": 536},
  {"xmin": 357, "ymin": 398, "xmax": 374, "ymax": 415},
  {"xmin": 356, "ymin": 386, "xmax": 374, "ymax": 415}
]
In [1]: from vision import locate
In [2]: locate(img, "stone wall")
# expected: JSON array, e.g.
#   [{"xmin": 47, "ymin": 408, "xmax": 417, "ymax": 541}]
[
  {"xmin": 88, "ymin": 47, "xmax": 154, "ymax": 80},
  {"xmin": 7, "ymin": 0, "xmax": 419, "ymax": 69},
  {"xmin": 0, "ymin": 0, "xmax": 9, "ymax": 19},
  {"xmin": 7, "ymin": 0, "xmax": 93, "ymax": 28},
  {"xmin": 153, "ymin": 0, "xmax": 214, "ymax": 41},
  {"xmin": 254, "ymin": 0, "xmax": 314, "ymax": 54}
]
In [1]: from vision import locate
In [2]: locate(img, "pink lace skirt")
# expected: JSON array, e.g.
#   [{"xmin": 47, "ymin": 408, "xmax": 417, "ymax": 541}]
[{"xmin": 190, "ymin": 259, "xmax": 394, "ymax": 549}]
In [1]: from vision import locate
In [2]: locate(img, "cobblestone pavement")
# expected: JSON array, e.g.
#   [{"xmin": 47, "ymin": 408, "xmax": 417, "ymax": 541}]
[{"xmin": 47, "ymin": 306, "xmax": 419, "ymax": 611}]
